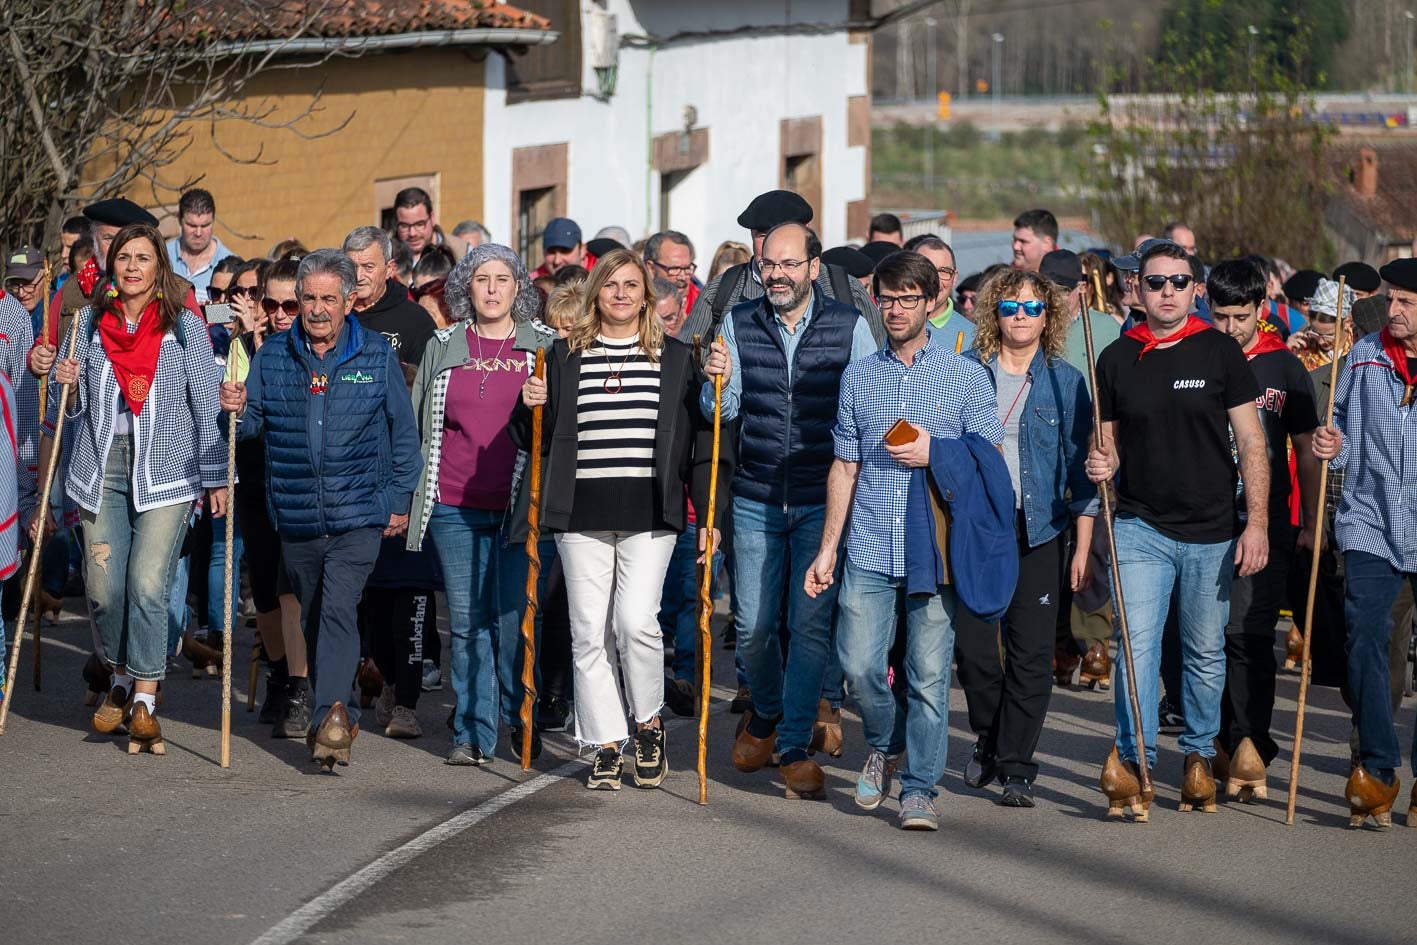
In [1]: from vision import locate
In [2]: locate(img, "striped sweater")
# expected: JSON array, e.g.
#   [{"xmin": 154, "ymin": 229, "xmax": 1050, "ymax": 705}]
[{"xmin": 569, "ymin": 334, "xmax": 662, "ymax": 531}]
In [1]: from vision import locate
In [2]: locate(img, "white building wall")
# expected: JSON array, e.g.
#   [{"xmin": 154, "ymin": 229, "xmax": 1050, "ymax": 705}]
[{"xmin": 482, "ymin": 0, "xmax": 868, "ymax": 264}]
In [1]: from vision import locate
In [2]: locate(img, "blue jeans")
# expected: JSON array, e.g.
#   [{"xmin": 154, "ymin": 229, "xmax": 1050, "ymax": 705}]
[
  {"xmin": 837, "ymin": 560, "xmax": 957, "ymax": 799},
  {"xmin": 1111, "ymin": 516, "xmax": 1234, "ymax": 766},
  {"xmin": 659, "ymin": 524, "xmax": 706, "ymax": 682},
  {"xmin": 168, "ymin": 555, "xmax": 191, "ymax": 657},
  {"xmin": 427, "ymin": 504, "xmax": 540, "ymax": 753},
  {"xmin": 731, "ymin": 497, "xmax": 837, "ymax": 755},
  {"xmin": 80, "ymin": 436, "xmax": 191, "ymax": 681},
  {"xmin": 207, "ymin": 510, "xmax": 243, "ymax": 633},
  {"xmin": 1342, "ymin": 551, "xmax": 1417, "ymax": 776}
]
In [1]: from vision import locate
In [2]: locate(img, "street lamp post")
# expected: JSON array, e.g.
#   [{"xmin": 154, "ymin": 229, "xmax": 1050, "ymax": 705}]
[
  {"xmin": 926, "ymin": 16, "xmax": 936, "ymax": 200},
  {"xmin": 1406, "ymin": 11, "xmax": 1414, "ymax": 93},
  {"xmin": 1246, "ymin": 24, "xmax": 1258, "ymax": 98},
  {"xmin": 991, "ymin": 32, "xmax": 1004, "ymax": 131}
]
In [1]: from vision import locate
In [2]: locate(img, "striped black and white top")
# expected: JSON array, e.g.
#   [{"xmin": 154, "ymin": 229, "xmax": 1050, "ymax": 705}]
[{"xmin": 569, "ymin": 334, "xmax": 662, "ymax": 532}]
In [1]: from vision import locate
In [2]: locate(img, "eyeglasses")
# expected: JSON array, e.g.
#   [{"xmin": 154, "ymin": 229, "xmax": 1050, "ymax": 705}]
[
  {"xmin": 876, "ymin": 293, "xmax": 928, "ymax": 311},
  {"xmin": 395, "ymin": 217, "xmax": 431, "ymax": 232},
  {"xmin": 759, "ymin": 258, "xmax": 807, "ymax": 275},
  {"xmin": 998, "ymin": 299, "xmax": 1046, "ymax": 318},
  {"xmin": 409, "ymin": 277, "xmax": 446, "ymax": 302},
  {"xmin": 650, "ymin": 259, "xmax": 696, "ymax": 278},
  {"xmin": 936, "ymin": 267, "xmax": 957, "ymax": 280},
  {"xmin": 1142, "ymin": 273, "xmax": 1195, "ymax": 292},
  {"xmin": 261, "ymin": 297, "xmax": 300, "ymax": 317}
]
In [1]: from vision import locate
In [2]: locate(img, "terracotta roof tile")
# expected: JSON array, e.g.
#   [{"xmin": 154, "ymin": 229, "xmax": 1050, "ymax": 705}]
[
  {"xmin": 1327, "ymin": 141, "xmax": 1417, "ymax": 243},
  {"xmin": 193, "ymin": 1, "xmax": 552, "ymax": 42}
]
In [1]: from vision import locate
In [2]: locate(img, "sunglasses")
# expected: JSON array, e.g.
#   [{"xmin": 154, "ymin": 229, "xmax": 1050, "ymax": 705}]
[
  {"xmin": 409, "ymin": 277, "xmax": 446, "ymax": 302},
  {"xmin": 261, "ymin": 297, "xmax": 300, "ymax": 317},
  {"xmin": 998, "ymin": 299, "xmax": 1046, "ymax": 318},
  {"xmin": 1142, "ymin": 273, "xmax": 1195, "ymax": 292},
  {"xmin": 211, "ymin": 284, "xmax": 260, "ymax": 301}
]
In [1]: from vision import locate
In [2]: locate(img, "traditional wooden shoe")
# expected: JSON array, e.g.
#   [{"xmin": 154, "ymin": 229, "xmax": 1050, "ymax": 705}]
[
  {"xmin": 1345, "ymin": 766, "xmax": 1400, "ymax": 828},
  {"xmin": 1178, "ymin": 752, "xmax": 1217, "ymax": 812},
  {"xmin": 808, "ymin": 699, "xmax": 844, "ymax": 757},
  {"xmin": 1100, "ymin": 747, "xmax": 1151, "ymax": 822},
  {"xmin": 1283, "ymin": 624, "xmax": 1304, "ymax": 672},
  {"xmin": 781, "ymin": 757, "xmax": 826, "ymax": 799},
  {"xmin": 356, "ymin": 658, "xmax": 384, "ymax": 709},
  {"xmin": 1224, "ymin": 737, "xmax": 1267, "ymax": 803},
  {"xmin": 1079, "ymin": 641, "xmax": 1111, "ymax": 691},
  {"xmin": 732, "ymin": 725, "xmax": 777, "ymax": 773},
  {"xmin": 126, "ymin": 702, "xmax": 165, "ymax": 755},
  {"xmin": 82, "ymin": 653, "xmax": 112, "ymax": 707},
  {"xmin": 311, "ymin": 701, "xmax": 357, "ymax": 771},
  {"xmin": 92, "ymin": 684, "xmax": 131, "ymax": 735},
  {"xmin": 182, "ymin": 630, "xmax": 221, "ymax": 679},
  {"xmin": 1052, "ymin": 641, "xmax": 1081, "ymax": 687}
]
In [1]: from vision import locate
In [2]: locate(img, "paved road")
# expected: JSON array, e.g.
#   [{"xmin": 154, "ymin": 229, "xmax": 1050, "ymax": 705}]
[{"xmin": 1, "ymin": 602, "xmax": 1412, "ymax": 945}]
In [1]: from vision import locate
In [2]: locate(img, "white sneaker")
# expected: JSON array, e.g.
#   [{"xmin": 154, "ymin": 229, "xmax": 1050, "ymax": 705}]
[{"xmin": 421, "ymin": 660, "xmax": 443, "ymax": 691}]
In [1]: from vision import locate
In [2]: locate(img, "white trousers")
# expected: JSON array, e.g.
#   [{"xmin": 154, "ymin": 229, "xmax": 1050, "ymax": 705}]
[{"xmin": 556, "ymin": 529, "xmax": 677, "ymax": 746}]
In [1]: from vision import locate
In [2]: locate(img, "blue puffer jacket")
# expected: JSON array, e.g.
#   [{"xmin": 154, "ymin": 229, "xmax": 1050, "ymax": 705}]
[{"xmin": 236, "ymin": 316, "xmax": 421, "ymax": 540}]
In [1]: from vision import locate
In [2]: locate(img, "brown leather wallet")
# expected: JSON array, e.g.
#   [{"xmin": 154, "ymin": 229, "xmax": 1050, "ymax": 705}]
[{"xmin": 883, "ymin": 419, "xmax": 918, "ymax": 446}]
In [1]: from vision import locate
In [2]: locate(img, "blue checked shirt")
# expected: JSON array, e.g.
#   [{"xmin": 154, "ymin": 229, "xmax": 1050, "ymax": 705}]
[
  {"xmin": 1331, "ymin": 332, "xmax": 1417, "ymax": 571},
  {"xmin": 834, "ymin": 338, "xmax": 1004, "ymax": 578}
]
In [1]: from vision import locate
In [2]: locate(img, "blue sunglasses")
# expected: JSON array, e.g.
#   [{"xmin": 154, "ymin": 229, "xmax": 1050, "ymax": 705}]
[{"xmin": 998, "ymin": 299, "xmax": 1046, "ymax": 318}]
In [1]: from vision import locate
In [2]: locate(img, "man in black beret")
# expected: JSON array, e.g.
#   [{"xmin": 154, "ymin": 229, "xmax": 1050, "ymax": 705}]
[
  {"xmin": 857, "ymin": 241, "xmax": 900, "ymax": 268},
  {"xmin": 676, "ymin": 190, "xmax": 882, "ymax": 348},
  {"xmin": 1282, "ymin": 268, "xmax": 1324, "ymax": 323},
  {"xmin": 1334, "ymin": 261, "xmax": 1382, "ymax": 300},
  {"xmin": 822, "ymin": 246, "xmax": 875, "ymax": 288}
]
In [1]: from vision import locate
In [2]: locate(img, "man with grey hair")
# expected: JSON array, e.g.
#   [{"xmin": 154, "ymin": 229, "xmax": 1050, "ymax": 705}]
[
  {"xmin": 221, "ymin": 248, "xmax": 422, "ymax": 770},
  {"xmin": 646, "ymin": 230, "xmax": 699, "ymax": 317},
  {"xmin": 343, "ymin": 225, "xmax": 435, "ymax": 368},
  {"xmin": 451, "ymin": 221, "xmax": 491, "ymax": 248},
  {"xmin": 594, "ymin": 225, "xmax": 633, "ymax": 249}
]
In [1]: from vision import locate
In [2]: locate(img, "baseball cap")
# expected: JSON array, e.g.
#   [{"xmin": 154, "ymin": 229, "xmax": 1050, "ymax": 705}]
[
  {"xmin": 542, "ymin": 218, "xmax": 582, "ymax": 252},
  {"xmin": 4, "ymin": 246, "xmax": 44, "ymax": 283},
  {"xmin": 1113, "ymin": 238, "xmax": 1184, "ymax": 273},
  {"xmin": 1040, "ymin": 249, "xmax": 1084, "ymax": 289}
]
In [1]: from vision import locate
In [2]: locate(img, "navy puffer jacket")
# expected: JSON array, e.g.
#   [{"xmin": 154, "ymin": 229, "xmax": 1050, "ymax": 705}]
[{"xmin": 236, "ymin": 316, "xmax": 421, "ymax": 539}]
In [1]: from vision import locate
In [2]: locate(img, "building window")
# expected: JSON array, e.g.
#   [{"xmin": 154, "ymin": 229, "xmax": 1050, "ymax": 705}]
[
  {"xmin": 506, "ymin": 0, "xmax": 582, "ymax": 103},
  {"xmin": 780, "ymin": 116, "xmax": 823, "ymax": 228},
  {"xmin": 518, "ymin": 187, "xmax": 558, "ymax": 263},
  {"xmin": 510, "ymin": 143, "xmax": 569, "ymax": 260}
]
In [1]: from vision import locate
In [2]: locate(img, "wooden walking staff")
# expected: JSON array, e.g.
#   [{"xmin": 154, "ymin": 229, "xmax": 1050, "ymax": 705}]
[
  {"xmin": 1286, "ymin": 275, "xmax": 1348, "ymax": 825},
  {"xmin": 1084, "ymin": 265, "xmax": 1153, "ymax": 802},
  {"xmin": 219, "ymin": 343, "xmax": 240, "ymax": 767},
  {"xmin": 696, "ymin": 337, "xmax": 725, "ymax": 805},
  {"xmin": 0, "ymin": 321, "xmax": 82, "ymax": 733},
  {"xmin": 518, "ymin": 348, "xmax": 547, "ymax": 771},
  {"xmin": 32, "ymin": 260, "xmax": 53, "ymax": 692}
]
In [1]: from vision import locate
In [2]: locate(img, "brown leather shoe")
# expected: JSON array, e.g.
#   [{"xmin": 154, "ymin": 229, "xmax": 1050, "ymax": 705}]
[
  {"xmin": 182, "ymin": 630, "xmax": 222, "ymax": 678},
  {"xmin": 808, "ymin": 699, "xmax": 843, "ymax": 757},
  {"xmin": 1052, "ymin": 640, "xmax": 1081, "ymax": 686},
  {"xmin": 781, "ymin": 757, "xmax": 826, "ymax": 798},
  {"xmin": 356, "ymin": 658, "xmax": 384, "ymax": 709},
  {"xmin": 92, "ymin": 683, "xmax": 131, "ymax": 735},
  {"xmin": 311, "ymin": 701, "xmax": 357, "ymax": 771},
  {"xmin": 1179, "ymin": 752, "xmax": 1217, "ymax": 812},
  {"xmin": 1079, "ymin": 641, "xmax": 1111, "ymax": 690},
  {"xmin": 126, "ymin": 702, "xmax": 165, "ymax": 755},
  {"xmin": 1099, "ymin": 747, "xmax": 1150, "ymax": 822},
  {"xmin": 1283, "ymin": 624, "xmax": 1304, "ymax": 672},
  {"xmin": 732, "ymin": 724, "xmax": 776, "ymax": 773},
  {"xmin": 1345, "ymin": 765, "xmax": 1400, "ymax": 828},
  {"xmin": 34, "ymin": 588, "xmax": 63, "ymax": 623},
  {"xmin": 1225, "ymin": 737, "xmax": 1267, "ymax": 803}
]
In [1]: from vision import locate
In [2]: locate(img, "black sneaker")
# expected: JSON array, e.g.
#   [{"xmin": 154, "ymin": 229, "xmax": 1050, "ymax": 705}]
[
  {"xmin": 536, "ymin": 696, "xmax": 571, "ymax": 733},
  {"xmin": 998, "ymin": 775, "xmax": 1035, "ymax": 808},
  {"xmin": 587, "ymin": 748, "xmax": 623, "ymax": 790},
  {"xmin": 720, "ymin": 617, "xmax": 736, "ymax": 650},
  {"xmin": 273, "ymin": 681, "xmax": 312, "ymax": 738},
  {"xmin": 664, "ymin": 676, "xmax": 697, "ymax": 718},
  {"xmin": 632, "ymin": 726, "xmax": 668, "ymax": 788},
  {"xmin": 257, "ymin": 673, "xmax": 288, "ymax": 725},
  {"xmin": 963, "ymin": 740, "xmax": 998, "ymax": 789},
  {"xmin": 730, "ymin": 686, "xmax": 753, "ymax": 714},
  {"xmin": 1157, "ymin": 696, "xmax": 1186, "ymax": 735},
  {"xmin": 445, "ymin": 743, "xmax": 490, "ymax": 766},
  {"xmin": 509, "ymin": 726, "xmax": 543, "ymax": 762}
]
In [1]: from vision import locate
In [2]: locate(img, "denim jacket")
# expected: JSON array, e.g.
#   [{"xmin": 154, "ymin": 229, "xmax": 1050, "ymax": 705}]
[{"xmin": 966, "ymin": 346, "xmax": 1098, "ymax": 547}]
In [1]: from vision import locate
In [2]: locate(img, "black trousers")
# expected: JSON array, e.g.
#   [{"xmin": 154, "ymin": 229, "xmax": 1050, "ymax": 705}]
[
  {"xmin": 1219, "ymin": 523, "xmax": 1296, "ymax": 764},
  {"xmin": 954, "ymin": 517, "xmax": 1065, "ymax": 780},
  {"xmin": 359, "ymin": 588, "xmax": 432, "ymax": 710},
  {"xmin": 537, "ymin": 554, "xmax": 572, "ymax": 702}
]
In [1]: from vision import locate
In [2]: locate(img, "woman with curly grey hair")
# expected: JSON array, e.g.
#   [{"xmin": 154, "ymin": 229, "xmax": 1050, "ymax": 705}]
[{"xmin": 407, "ymin": 244, "xmax": 555, "ymax": 767}]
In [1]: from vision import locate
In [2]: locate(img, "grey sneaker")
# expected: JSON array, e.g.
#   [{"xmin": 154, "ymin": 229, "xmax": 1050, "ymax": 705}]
[
  {"xmin": 899, "ymin": 793, "xmax": 940, "ymax": 831},
  {"xmin": 385, "ymin": 705, "xmax": 422, "ymax": 739},
  {"xmin": 854, "ymin": 750, "xmax": 900, "ymax": 810},
  {"xmin": 421, "ymin": 659, "xmax": 443, "ymax": 692},
  {"xmin": 445, "ymin": 743, "xmax": 489, "ymax": 766},
  {"xmin": 374, "ymin": 684, "xmax": 396, "ymax": 728}
]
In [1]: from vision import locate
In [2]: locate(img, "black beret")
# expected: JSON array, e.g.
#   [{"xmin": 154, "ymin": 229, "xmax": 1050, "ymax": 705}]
[
  {"xmin": 1040, "ymin": 249, "xmax": 1084, "ymax": 289},
  {"xmin": 1281, "ymin": 268, "xmax": 1323, "ymax": 302},
  {"xmin": 1333, "ymin": 261, "xmax": 1381, "ymax": 293},
  {"xmin": 1378, "ymin": 257, "xmax": 1417, "ymax": 294},
  {"xmin": 82, "ymin": 198, "xmax": 159, "ymax": 228},
  {"xmin": 822, "ymin": 245, "xmax": 875, "ymax": 279},
  {"xmin": 736, "ymin": 190, "xmax": 813, "ymax": 230},
  {"xmin": 957, "ymin": 271, "xmax": 984, "ymax": 294},
  {"xmin": 585, "ymin": 237, "xmax": 623, "ymax": 259},
  {"xmin": 1351, "ymin": 295, "xmax": 1388, "ymax": 337},
  {"xmin": 858, "ymin": 240, "xmax": 901, "ymax": 266}
]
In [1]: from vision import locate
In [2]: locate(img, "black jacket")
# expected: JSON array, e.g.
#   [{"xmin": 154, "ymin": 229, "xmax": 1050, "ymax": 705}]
[
  {"xmin": 508, "ymin": 335, "xmax": 733, "ymax": 534},
  {"xmin": 355, "ymin": 278, "xmax": 435, "ymax": 368}
]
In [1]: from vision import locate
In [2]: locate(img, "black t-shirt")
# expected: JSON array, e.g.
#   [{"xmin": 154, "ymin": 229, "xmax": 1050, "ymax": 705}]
[
  {"xmin": 1097, "ymin": 328, "xmax": 1260, "ymax": 542},
  {"xmin": 1240, "ymin": 347, "xmax": 1319, "ymax": 527},
  {"xmin": 356, "ymin": 279, "xmax": 435, "ymax": 369}
]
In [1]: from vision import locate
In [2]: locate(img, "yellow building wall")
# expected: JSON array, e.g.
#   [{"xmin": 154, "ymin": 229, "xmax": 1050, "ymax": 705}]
[{"xmin": 142, "ymin": 48, "xmax": 486, "ymax": 260}]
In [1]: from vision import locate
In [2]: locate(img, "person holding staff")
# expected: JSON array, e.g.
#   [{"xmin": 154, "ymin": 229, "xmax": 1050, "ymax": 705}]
[
  {"xmin": 42, "ymin": 223, "xmax": 226, "ymax": 755},
  {"xmin": 512, "ymin": 248, "xmax": 730, "ymax": 791}
]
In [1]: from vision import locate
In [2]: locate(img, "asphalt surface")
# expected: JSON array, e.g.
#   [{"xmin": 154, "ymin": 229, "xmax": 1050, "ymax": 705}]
[{"xmin": 1, "ymin": 600, "xmax": 1413, "ymax": 945}]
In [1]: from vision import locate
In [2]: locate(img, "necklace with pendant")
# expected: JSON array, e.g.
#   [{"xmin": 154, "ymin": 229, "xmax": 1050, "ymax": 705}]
[
  {"xmin": 601, "ymin": 337, "xmax": 634, "ymax": 394},
  {"xmin": 469, "ymin": 323, "xmax": 513, "ymax": 398}
]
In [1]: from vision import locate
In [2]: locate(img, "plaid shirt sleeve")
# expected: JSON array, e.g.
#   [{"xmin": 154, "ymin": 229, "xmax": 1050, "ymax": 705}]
[{"xmin": 833, "ymin": 361, "xmax": 862, "ymax": 463}]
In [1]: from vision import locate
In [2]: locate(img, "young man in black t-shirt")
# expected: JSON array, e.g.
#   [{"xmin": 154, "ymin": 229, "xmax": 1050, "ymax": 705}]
[
  {"xmin": 1087, "ymin": 240, "xmax": 1270, "ymax": 817},
  {"xmin": 1206, "ymin": 259, "xmax": 1321, "ymax": 802}
]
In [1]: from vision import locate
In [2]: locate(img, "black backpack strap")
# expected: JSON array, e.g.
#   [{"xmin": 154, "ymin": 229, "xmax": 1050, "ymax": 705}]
[
  {"xmin": 826, "ymin": 261, "xmax": 854, "ymax": 309},
  {"xmin": 711, "ymin": 263, "xmax": 750, "ymax": 327}
]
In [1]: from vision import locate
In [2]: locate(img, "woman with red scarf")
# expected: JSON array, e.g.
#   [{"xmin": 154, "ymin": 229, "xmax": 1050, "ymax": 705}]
[{"xmin": 40, "ymin": 223, "xmax": 226, "ymax": 756}]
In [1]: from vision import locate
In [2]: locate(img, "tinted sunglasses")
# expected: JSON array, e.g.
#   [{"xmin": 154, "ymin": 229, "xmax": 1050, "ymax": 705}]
[
  {"xmin": 1142, "ymin": 273, "xmax": 1194, "ymax": 292},
  {"xmin": 409, "ymin": 277, "xmax": 446, "ymax": 302},
  {"xmin": 212, "ymin": 284, "xmax": 261, "ymax": 301},
  {"xmin": 261, "ymin": 297, "xmax": 300, "ymax": 317},
  {"xmin": 998, "ymin": 299, "xmax": 1046, "ymax": 318}
]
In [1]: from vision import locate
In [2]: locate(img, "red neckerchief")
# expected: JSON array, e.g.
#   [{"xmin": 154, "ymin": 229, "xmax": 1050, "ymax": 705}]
[
  {"xmin": 1124, "ymin": 315, "xmax": 1211, "ymax": 360},
  {"xmin": 1244, "ymin": 326, "xmax": 1290, "ymax": 360},
  {"xmin": 76, "ymin": 256, "xmax": 100, "ymax": 295},
  {"xmin": 1379, "ymin": 328, "xmax": 1417, "ymax": 406},
  {"xmin": 97, "ymin": 299, "xmax": 164, "ymax": 414}
]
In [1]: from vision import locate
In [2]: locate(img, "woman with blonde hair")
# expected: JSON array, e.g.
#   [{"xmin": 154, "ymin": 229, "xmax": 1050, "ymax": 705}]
[
  {"xmin": 707, "ymin": 240, "xmax": 751, "ymax": 283},
  {"xmin": 513, "ymin": 248, "xmax": 730, "ymax": 790},
  {"xmin": 954, "ymin": 267, "xmax": 1099, "ymax": 807}
]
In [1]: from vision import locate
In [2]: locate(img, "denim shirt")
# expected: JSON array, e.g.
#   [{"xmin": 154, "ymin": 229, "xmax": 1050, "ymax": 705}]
[{"xmin": 966, "ymin": 346, "xmax": 1098, "ymax": 547}]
